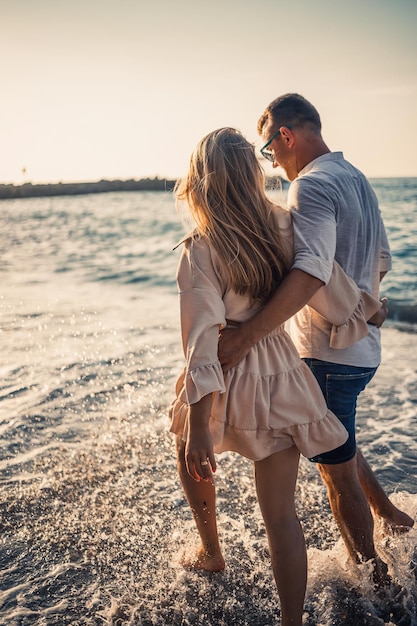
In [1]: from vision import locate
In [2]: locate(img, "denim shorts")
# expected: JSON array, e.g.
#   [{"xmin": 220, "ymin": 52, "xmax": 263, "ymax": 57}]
[{"xmin": 303, "ymin": 359, "xmax": 378, "ymax": 465}]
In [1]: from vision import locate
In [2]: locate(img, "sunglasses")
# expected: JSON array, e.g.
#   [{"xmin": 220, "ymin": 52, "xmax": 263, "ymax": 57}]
[{"xmin": 260, "ymin": 126, "xmax": 291, "ymax": 162}]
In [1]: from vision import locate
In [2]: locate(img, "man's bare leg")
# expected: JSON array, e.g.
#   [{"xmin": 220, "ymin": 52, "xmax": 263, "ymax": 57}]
[
  {"xmin": 318, "ymin": 454, "xmax": 390, "ymax": 587},
  {"xmin": 356, "ymin": 448, "xmax": 414, "ymax": 530},
  {"xmin": 176, "ymin": 437, "xmax": 225, "ymax": 572},
  {"xmin": 255, "ymin": 446, "xmax": 306, "ymax": 626}
]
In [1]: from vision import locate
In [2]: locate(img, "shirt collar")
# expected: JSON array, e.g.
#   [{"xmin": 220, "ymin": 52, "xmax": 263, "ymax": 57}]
[{"xmin": 297, "ymin": 151, "xmax": 344, "ymax": 177}]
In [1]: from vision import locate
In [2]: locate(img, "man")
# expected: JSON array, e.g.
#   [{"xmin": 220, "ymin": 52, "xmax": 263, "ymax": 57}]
[{"xmin": 218, "ymin": 93, "xmax": 413, "ymax": 585}]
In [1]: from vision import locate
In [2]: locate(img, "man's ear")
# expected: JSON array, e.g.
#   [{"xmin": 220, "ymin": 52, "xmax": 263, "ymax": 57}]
[{"xmin": 280, "ymin": 126, "xmax": 295, "ymax": 147}]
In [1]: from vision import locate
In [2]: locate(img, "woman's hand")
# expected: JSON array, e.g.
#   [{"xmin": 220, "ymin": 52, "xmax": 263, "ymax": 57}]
[
  {"xmin": 186, "ymin": 394, "xmax": 216, "ymax": 482},
  {"xmin": 185, "ymin": 424, "xmax": 216, "ymax": 482}
]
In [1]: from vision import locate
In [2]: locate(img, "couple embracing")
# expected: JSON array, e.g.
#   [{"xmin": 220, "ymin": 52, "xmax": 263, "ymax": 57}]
[{"xmin": 169, "ymin": 93, "xmax": 414, "ymax": 626}]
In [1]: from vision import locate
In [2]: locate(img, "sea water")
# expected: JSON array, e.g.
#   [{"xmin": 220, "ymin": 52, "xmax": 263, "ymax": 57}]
[{"xmin": 0, "ymin": 180, "xmax": 416, "ymax": 625}]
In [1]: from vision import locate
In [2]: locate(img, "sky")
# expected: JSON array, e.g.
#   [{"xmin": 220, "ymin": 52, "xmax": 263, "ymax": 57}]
[{"xmin": 1, "ymin": 0, "xmax": 416, "ymax": 184}]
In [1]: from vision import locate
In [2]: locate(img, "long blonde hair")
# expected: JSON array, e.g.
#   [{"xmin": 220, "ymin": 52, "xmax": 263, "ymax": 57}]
[{"xmin": 175, "ymin": 127, "xmax": 290, "ymax": 304}]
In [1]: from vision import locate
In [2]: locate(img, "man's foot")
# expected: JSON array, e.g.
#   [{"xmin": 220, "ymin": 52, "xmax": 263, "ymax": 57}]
[
  {"xmin": 180, "ymin": 546, "xmax": 225, "ymax": 572},
  {"xmin": 377, "ymin": 507, "xmax": 414, "ymax": 535}
]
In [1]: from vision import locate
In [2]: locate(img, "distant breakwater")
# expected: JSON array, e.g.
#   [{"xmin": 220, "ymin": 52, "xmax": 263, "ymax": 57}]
[
  {"xmin": 0, "ymin": 176, "xmax": 287, "ymax": 200},
  {"xmin": 0, "ymin": 178, "xmax": 177, "ymax": 200}
]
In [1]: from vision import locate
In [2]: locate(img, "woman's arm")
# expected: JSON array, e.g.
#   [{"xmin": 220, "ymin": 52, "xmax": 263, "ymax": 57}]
[
  {"xmin": 176, "ymin": 239, "xmax": 226, "ymax": 480},
  {"xmin": 185, "ymin": 393, "xmax": 216, "ymax": 482}
]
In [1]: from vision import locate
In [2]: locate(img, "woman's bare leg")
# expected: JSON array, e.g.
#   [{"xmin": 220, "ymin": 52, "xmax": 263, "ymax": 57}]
[
  {"xmin": 254, "ymin": 446, "xmax": 306, "ymax": 626},
  {"xmin": 176, "ymin": 436, "xmax": 225, "ymax": 571}
]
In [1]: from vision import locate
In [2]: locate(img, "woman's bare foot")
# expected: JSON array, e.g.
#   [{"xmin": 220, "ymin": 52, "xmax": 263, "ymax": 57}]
[{"xmin": 180, "ymin": 545, "xmax": 225, "ymax": 572}]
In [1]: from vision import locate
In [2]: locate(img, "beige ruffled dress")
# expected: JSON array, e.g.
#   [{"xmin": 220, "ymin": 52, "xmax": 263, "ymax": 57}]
[{"xmin": 169, "ymin": 207, "xmax": 380, "ymax": 462}]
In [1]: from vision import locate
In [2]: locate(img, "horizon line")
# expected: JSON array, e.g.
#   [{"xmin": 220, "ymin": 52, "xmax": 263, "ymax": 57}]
[{"xmin": 2, "ymin": 173, "xmax": 417, "ymax": 187}]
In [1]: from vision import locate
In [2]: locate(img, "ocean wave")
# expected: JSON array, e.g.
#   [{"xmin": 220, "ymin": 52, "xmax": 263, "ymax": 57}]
[{"xmin": 387, "ymin": 300, "xmax": 417, "ymax": 324}]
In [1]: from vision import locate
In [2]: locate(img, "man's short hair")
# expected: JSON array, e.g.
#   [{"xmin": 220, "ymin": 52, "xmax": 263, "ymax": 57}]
[{"xmin": 258, "ymin": 93, "xmax": 322, "ymax": 135}]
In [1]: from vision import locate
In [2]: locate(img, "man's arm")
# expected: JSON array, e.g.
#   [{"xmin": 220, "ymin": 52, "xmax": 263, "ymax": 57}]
[{"xmin": 218, "ymin": 269, "xmax": 324, "ymax": 372}]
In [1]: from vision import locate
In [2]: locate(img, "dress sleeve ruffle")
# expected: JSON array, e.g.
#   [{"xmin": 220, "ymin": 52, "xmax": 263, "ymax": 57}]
[
  {"xmin": 328, "ymin": 290, "xmax": 382, "ymax": 349},
  {"xmin": 308, "ymin": 260, "xmax": 382, "ymax": 349},
  {"xmin": 184, "ymin": 361, "xmax": 226, "ymax": 405},
  {"xmin": 169, "ymin": 362, "xmax": 225, "ymax": 438}
]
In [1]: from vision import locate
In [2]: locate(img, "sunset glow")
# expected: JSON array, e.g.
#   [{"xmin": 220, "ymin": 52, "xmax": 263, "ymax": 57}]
[{"xmin": 1, "ymin": 0, "xmax": 416, "ymax": 183}]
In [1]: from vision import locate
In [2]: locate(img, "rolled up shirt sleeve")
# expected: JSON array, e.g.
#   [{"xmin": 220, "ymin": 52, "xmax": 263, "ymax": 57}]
[{"xmin": 288, "ymin": 177, "xmax": 335, "ymax": 284}]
